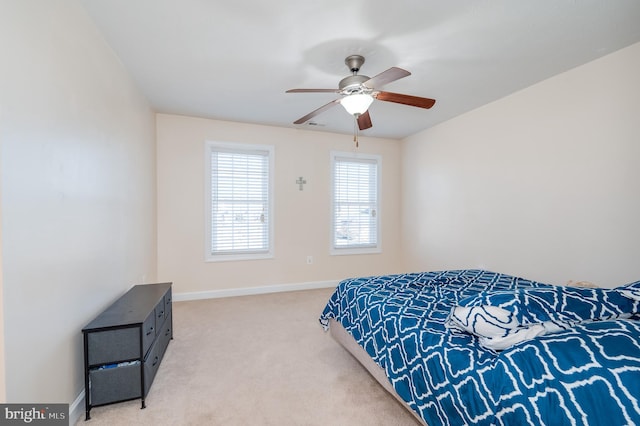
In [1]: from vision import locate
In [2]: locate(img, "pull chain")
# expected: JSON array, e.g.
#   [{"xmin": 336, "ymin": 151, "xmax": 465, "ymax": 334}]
[{"xmin": 353, "ymin": 114, "xmax": 359, "ymax": 148}]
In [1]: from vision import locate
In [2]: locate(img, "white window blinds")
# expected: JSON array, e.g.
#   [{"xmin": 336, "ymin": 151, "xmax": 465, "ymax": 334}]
[
  {"xmin": 206, "ymin": 142, "xmax": 273, "ymax": 260},
  {"xmin": 332, "ymin": 153, "xmax": 380, "ymax": 252}
]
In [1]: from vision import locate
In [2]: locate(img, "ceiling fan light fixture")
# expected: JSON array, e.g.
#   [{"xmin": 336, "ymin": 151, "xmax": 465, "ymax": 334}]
[{"xmin": 340, "ymin": 94, "xmax": 374, "ymax": 116}]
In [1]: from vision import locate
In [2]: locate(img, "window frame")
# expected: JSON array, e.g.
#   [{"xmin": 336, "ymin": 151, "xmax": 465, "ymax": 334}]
[
  {"xmin": 330, "ymin": 150, "xmax": 382, "ymax": 256},
  {"xmin": 204, "ymin": 141, "xmax": 274, "ymax": 262}
]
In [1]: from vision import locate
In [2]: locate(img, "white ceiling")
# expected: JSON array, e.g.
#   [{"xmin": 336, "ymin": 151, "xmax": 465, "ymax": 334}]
[{"xmin": 81, "ymin": 0, "xmax": 640, "ymax": 140}]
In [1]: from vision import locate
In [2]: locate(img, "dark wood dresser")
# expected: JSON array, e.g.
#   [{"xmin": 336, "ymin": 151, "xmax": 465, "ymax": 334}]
[{"xmin": 82, "ymin": 283, "xmax": 173, "ymax": 420}]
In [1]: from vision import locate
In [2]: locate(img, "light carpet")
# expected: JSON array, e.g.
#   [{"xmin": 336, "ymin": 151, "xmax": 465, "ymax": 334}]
[{"xmin": 79, "ymin": 287, "xmax": 421, "ymax": 425}]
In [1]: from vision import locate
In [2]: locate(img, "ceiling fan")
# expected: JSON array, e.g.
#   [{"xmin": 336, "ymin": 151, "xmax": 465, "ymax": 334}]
[{"xmin": 286, "ymin": 54, "xmax": 436, "ymax": 131}]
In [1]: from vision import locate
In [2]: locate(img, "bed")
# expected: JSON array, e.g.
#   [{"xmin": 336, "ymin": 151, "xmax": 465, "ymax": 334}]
[{"xmin": 319, "ymin": 269, "xmax": 640, "ymax": 425}]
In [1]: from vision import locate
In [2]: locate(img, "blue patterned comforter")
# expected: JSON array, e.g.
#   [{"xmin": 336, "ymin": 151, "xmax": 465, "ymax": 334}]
[{"xmin": 319, "ymin": 269, "xmax": 640, "ymax": 426}]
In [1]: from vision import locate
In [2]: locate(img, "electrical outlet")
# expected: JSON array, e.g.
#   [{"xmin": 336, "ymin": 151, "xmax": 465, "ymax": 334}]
[{"xmin": 306, "ymin": 256, "xmax": 313, "ymax": 265}]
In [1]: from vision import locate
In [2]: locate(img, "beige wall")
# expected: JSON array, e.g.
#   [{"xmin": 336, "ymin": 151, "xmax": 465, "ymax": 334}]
[
  {"xmin": 0, "ymin": 0, "xmax": 157, "ymax": 408},
  {"xmin": 157, "ymin": 114, "xmax": 404, "ymax": 295},
  {"xmin": 0, "ymin": 183, "xmax": 4, "ymax": 401},
  {"xmin": 402, "ymin": 42, "xmax": 640, "ymax": 288}
]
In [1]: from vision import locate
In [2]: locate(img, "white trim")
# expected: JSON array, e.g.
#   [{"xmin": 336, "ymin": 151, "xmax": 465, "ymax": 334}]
[
  {"xmin": 69, "ymin": 389, "xmax": 85, "ymax": 425},
  {"xmin": 204, "ymin": 141, "xmax": 275, "ymax": 262},
  {"xmin": 330, "ymin": 246, "xmax": 382, "ymax": 256},
  {"xmin": 173, "ymin": 280, "xmax": 339, "ymax": 302},
  {"xmin": 329, "ymin": 150, "xmax": 382, "ymax": 256}
]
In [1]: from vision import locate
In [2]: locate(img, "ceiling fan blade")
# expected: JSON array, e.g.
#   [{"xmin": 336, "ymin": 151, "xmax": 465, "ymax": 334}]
[
  {"xmin": 363, "ymin": 67, "xmax": 410, "ymax": 89},
  {"xmin": 286, "ymin": 88, "xmax": 340, "ymax": 93},
  {"xmin": 293, "ymin": 99, "xmax": 341, "ymax": 124},
  {"xmin": 357, "ymin": 111, "xmax": 372, "ymax": 130},
  {"xmin": 374, "ymin": 91, "xmax": 436, "ymax": 109}
]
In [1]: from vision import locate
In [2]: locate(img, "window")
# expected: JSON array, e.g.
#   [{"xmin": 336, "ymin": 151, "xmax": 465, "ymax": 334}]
[
  {"xmin": 331, "ymin": 151, "xmax": 381, "ymax": 255},
  {"xmin": 205, "ymin": 141, "xmax": 274, "ymax": 261}
]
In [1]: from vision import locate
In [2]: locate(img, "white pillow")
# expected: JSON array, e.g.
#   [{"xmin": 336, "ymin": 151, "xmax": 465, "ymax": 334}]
[
  {"xmin": 447, "ymin": 305, "xmax": 518, "ymax": 336},
  {"xmin": 447, "ymin": 305, "xmax": 571, "ymax": 351}
]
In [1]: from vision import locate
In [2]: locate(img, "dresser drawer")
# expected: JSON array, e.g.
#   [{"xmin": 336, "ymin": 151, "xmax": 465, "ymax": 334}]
[
  {"xmin": 154, "ymin": 298, "xmax": 166, "ymax": 332},
  {"xmin": 89, "ymin": 362, "xmax": 141, "ymax": 406},
  {"xmin": 143, "ymin": 312, "xmax": 172, "ymax": 396},
  {"xmin": 164, "ymin": 288, "xmax": 172, "ymax": 319},
  {"xmin": 87, "ymin": 327, "xmax": 140, "ymax": 366},
  {"xmin": 141, "ymin": 311, "xmax": 156, "ymax": 356},
  {"xmin": 159, "ymin": 312, "xmax": 173, "ymax": 349},
  {"xmin": 143, "ymin": 341, "xmax": 161, "ymax": 396}
]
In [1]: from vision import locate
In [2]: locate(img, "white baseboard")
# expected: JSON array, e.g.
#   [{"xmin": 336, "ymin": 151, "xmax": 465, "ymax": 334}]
[
  {"xmin": 70, "ymin": 389, "xmax": 85, "ymax": 425},
  {"xmin": 173, "ymin": 279, "xmax": 339, "ymax": 302}
]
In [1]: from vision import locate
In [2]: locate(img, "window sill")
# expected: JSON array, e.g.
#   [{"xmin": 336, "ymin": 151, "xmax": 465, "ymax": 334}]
[
  {"xmin": 205, "ymin": 252, "xmax": 274, "ymax": 262},
  {"xmin": 330, "ymin": 247, "xmax": 381, "ymax": 256}
]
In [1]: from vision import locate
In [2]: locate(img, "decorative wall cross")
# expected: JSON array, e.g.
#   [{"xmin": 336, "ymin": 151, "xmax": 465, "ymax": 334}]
[{"xmin": 296, "ymin": 176, "xmax": 307, "ymax": 191}]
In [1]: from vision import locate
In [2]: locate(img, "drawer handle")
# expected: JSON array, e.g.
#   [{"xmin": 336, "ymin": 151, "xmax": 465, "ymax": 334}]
[
  {"xmin": 152, "ymin": 356, "xmax": 159, "ymax": 367},
  {"xmin": 146, "ymin": 327, "xmax": 154, "ymax": 336}
]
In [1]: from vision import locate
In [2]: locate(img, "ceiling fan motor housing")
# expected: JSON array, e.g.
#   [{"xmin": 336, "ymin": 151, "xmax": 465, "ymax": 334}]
[{"xmin": 339, "ymin": 74, "xmax": 371, "ymax": 94}]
